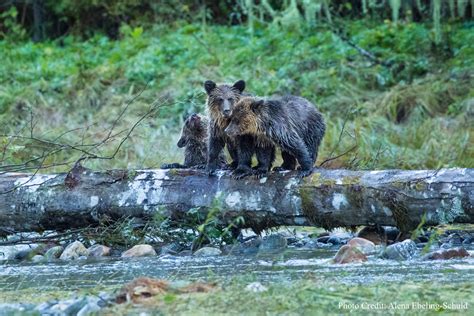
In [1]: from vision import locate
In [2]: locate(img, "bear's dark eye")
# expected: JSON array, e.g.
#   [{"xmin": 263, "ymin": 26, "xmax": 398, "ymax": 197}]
[{"xmin": 216, "ymin": 97, "xmax": 223, "ymax": 103}]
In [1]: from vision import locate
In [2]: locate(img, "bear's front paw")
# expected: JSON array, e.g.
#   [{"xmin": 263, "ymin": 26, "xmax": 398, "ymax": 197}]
[
  {"xmin": 232, "ymin": 167, "xmax": 253, "ymax": 179},
  {"xmin": 253, "ymin": 168, "xmax": 269, "ymax": 179}
]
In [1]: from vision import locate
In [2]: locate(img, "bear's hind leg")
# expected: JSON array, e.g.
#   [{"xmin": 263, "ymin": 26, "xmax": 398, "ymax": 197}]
[{"xmin": 273, "ymin": 150, "xmax": 297, "ymax": 172}]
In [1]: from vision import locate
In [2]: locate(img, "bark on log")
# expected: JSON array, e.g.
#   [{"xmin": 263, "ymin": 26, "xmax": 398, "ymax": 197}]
[{"xmin": 0, "ymin": 168, "xmax": 473, "ymax": 234}]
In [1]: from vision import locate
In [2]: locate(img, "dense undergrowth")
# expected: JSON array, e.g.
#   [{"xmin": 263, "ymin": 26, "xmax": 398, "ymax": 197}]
[{"xmin": 0, "ymin": 20, "xmax": 473, "ymax": 172}]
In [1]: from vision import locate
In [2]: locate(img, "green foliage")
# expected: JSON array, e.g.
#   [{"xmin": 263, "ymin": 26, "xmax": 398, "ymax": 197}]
[
  {"xmin": 0, "ymin": 7, "xmax": 26, "ymax": 41},
  {"xmin": 0, "ymin": 20, "xmax": 472, "ymax": 175}
]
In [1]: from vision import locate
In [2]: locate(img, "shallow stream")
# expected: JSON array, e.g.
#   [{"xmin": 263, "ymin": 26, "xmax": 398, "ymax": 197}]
[{"xmin": 1, "ymin": 248, "xmax": 473, "ymax": 293}]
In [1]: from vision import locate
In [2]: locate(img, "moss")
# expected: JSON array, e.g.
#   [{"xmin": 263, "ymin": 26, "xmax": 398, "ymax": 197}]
[
  {"xmin": 341, "ymin": 176, "xmax": 361, "ymax": 185},
  {"xmin": 299, "ymin": 186, "xmax": 336, "ymax": 230},
  {"xmin": 414, "ymin": 181, "xmax": 426, "ymax": 191},
  {"xmin": 308, "ymin": 172, "xmax": 322, "ymax": 186}
]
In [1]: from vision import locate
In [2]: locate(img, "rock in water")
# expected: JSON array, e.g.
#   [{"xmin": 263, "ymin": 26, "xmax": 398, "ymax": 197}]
[
  {"xmin": 383, "ymin": 239, "xmax": 417, "ymax": 260},
  {"xmin": 357, "ymin": 226, "xmax": 385, "ymax": 245},
  {"xmin": 422, "ymin": 247, "xmax": 470, "ymax": 260},
  {"xmin": 121, "ymin": 244, "xmax": 157, "ymax": 258},
  {"xmin": 259, "ymin": 234, "xmax": 287, "ymax": 254},
  {"xmin": 245, "ymin": 282, "xmax": 268, "ymax": 293},
  {"xmin": 333, "ymin": 245, "xmax": 367, "ymax": 264},
  {"xmin": 227, "ymin": 238, "xmax": 262, "ymax": 255},
  {"xmin": 44, "ymin": 246, "xmax": 64, "ymax": 261},
  {"xmin": 31, "ymin": 255, "xmax": 45, "ymax": 263},
  {"xmin": 59, "ymin": 241, "xmax": 89, "ymax": 260},
  {"xmin": 193, "ymin": 247, "xmax": 222, "ymax": 257},
  {"xmin": 347, "ymin": 237, "xmax": 376, "ymax": 255},
  {"xmin": 88, "ymin": 245, "xmax": 111, "ymax": 257}
]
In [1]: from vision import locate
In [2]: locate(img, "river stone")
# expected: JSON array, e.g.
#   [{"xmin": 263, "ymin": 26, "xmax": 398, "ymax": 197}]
[
  {"xmin": 193, "ymin": 247, "xmax": 222, "ymax": 257},
  {"xmin": 329, "ymin": 231, "xmax": 353, "ymax": 243},
  {"xmin": 228, "ymin": 237, "xmax": 262, "ymax": 255},
  {"xmin": 357, "ymin": 226, "xmax": 385, "ymax": 245},
  {"xmin": 121, "ymin": 244, "xmax": 157, "ymax": 258},
  {"xmin": 51, "ymin": 298, "xmax": 87, "ymax": 315},
  {"xmin": 383, "ymin": 239, "xmax": 417, "ymax": 260},
  {"xmin": 245, "ymin": 282, "xmax": 268, "ymax": 292},
  {"xmin": 160, "ymin": 242, "xmax": 183, "ymax": 255},
  {"xmin": 333, "ymin": 245, "xmax": 367, "ymax": 264},
  {"xmin": 31, "ymin": 254, "xmax": 45, "ymax": 263},
  {"xmin": 77, "ymin": 296, "xmax": 103, "ymax": 316},
  {"xmin": 303, "ymin": 239, "xmax": 333, "ymax": 249},
  {"xmin": 347, "ymin": 237, "xmax": 376, "ymax": 255},
  {"xmin": 422, "ymin": 247, "xmax": 470, "ymax": 260},
  {"xmin": 60, "ymin": 241, "xmax": 89, "ymax": 260},
  {"xmin": 0, "ymin": 303, "xmax": 36, "ymax": 314},
  {"xmin": 45, "ymin": 246, "xmax": 64, "ymax": 261},
  {"xmin": 88, "ymin": 244, "xmax": 111, "ymax": 257},
  {"xmin": 259, "ymin": 234, "xmax": 287, "ymax": 253}
]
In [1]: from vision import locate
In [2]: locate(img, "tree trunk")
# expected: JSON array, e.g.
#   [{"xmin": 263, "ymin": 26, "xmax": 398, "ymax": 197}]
[
  {"xmin": 0, "ymin": 168, "xmax": 472, "ymax": 235},
  {"xmin": 32, "ymin": 0, "xmax": 45, "ymax": 42}
]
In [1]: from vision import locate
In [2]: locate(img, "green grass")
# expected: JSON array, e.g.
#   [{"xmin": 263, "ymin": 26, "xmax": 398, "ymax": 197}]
[
  {"xmin": 0, "ymin": 21, "xmax": 472, "ymax": 172},
  {"xmin": 2, "ymin": 279, "xmax": 472, "ymax": 315}
]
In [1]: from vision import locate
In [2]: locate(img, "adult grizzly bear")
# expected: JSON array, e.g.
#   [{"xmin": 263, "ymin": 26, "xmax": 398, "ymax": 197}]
[
  {"xmin": 161, "ymin": 113, "xmax": 226, "ymax": 169},
  {"xmin": 204, "ymin": 80, "xmax": 275, "ymax": 178},
  {"xmin": 224, "ymin": 95, "xmax": 326, "ymax": 177}
]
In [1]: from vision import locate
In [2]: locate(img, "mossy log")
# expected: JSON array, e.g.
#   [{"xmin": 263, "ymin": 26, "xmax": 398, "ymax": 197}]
[{"xmin": 0, "ymin": 168, "xmax": 473, "ymax": 234}]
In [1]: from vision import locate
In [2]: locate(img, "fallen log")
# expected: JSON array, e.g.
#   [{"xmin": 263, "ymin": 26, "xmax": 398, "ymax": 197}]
[{"xmin": 0, "ymin": 168, "xmax": 472, "ymax": 234}]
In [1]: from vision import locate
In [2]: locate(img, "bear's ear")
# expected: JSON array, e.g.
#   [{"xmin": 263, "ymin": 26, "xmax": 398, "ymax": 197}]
[
  {"xmin": 204, "ymin": 80, "xmax": 216, "ymax": 95},
  {"xmin": 251, "ymin": 99, "xmax": 264, "ymax": 113},
  {"xmin": 232, "ymin": 80, "xmax": 246, "ymax": 93}
]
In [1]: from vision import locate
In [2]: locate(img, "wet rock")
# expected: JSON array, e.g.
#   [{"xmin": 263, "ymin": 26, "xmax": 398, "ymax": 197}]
[
  {"xmin": 447, "ymin": 233, "xmax": 463, "ymax": 246},
  {"xmin": 77, "ymin": 297, "xmax": 103, "ymax": 316},
  {"xmin": 415, "ymin": 235, "xmax": 429, "ymax": 243},
  {"xmin": 88, "ymin": 244, "xmax": 111, "ymax": 257},
  {"xmin": 317, "ymin": 231, "xmax": 330, "ymax": 238},
  {"xmin": 333, "ymin": 245, "xmax": 367, "ymax": 264},
  {"xmin": 193, "ymin": 247, "xmax": 222, "ymax": 257},
  {"xmin": 327, "ymin": 236, "xmax": 341, "ymax": 245},
  {"xmin": 58, "ymin": 298, "xmax": 87, "ymax": 314},
  {"xmin": 383, "ymin": 226, "xmax": 401, "ymax": 242},
  {"xmin": 329, "ymin": 231, "xmax": 353, "ymax": 244},
  {"xmin": 31, "ymin": 254, "xmax": 45, "ymax": 263},
  {"xmin": 383, "ymin": 239, "xmax": 417, "ymax": 260},
  {"xmin": 347, "ymin": 237, "xmax": 376, "ymax": 255},
  {"xmin": 441, "ymin": 243, "xmax": 453, "ymax": 249},
  {"xmin": 121, "ymin": 244, "xmax": 157, "ymax": 258},
  {"xmin": 462, "ymin": 237, "xmax": 473, "ymax": 245},
  {"xmin": 357, "ymin": 226, "xmax": 385, "ymax": 245},
  {"xmin": 160, "ymin": 242, "xmax": 183, "ymax": 255},
  {"xmin": 60, "ymin": 241, "xmax": 89, "ymax": 260},
  {"xmin": 228, "ymin": 237, "xmax": 262, "ymax": 255},
  {"xmin": 179, "ymin": 250, "xmax": 193, "ymax": 256},
  {"xmin": 316, "ymin": 236, "xmax": 331, "ymax": 243},
  {"xmin": 259, "ymin": 234, "xmax": 287, "ymax": 253},
  {"xmin": 1, "ymin": 244, "xmax": 33, "ymax": 261},
  {"xmin": 9, "ymin": 244, "xmax": 47, "ymax": 261},
  {"xmin": 0, "ymin": 303, "xmax": 36, "ymax": 313},
  {"xmin": 245, "ymin": 282, "xmax": 268, "ymax": 292},
  {"xmin": 10, "ymin": 249, "xmax": 33, "ymax": 261},
  {"xmin": 422, "ymin": 247, "xmax": 470, "ymax": 260},
  {"xmin": 44, "ymin": 246, "xmax": 64, "ymax": 261},
  {"xmin": 303, "ymin": 239, "xmax": 334, "ymax": 249}
]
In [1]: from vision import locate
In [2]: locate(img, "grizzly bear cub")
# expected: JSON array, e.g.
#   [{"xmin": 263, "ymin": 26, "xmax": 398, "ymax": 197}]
[
  {"xmin": 204, "ymin": 80, "xmax": 275, "ymax": 178},
  {"xmin": 225, "ymin": 95, "xmax": 326, "ymax": 177},
  {"xmin": 161, "ymin": 113, "xmax": 226, "ymax": 169}
]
